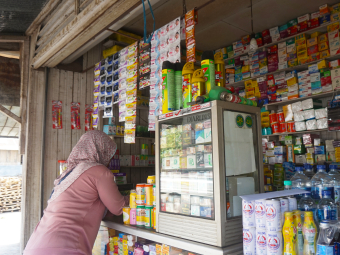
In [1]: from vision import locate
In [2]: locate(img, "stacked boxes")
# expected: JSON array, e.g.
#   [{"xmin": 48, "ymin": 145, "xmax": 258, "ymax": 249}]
[
  {"xmin": 287, "ymin": 38, "xmax": 297, "ymax": 67},
  {"xmin": 241, "ymin": 55, "xmax": 251, "ymax": 80},
  {"xmin": 296, "ymin": 34, "xmax": 309, "ymax": 65},
  {"xmin": 298, "ymin": 70, "xmax": 311, "ymax": 97},
  {"xmin": 274, "ymin": 71, "xmax": 287, "ymax": 102},
  {"xmin": 319, "ymin": 4, "xmax": 331, "ymax": 25},
  {"xmin": 259, "ymin": 50, "xmax": 268, "ymax": 75},
  {"xmin": 278, "ymin": 42, "xmax": 288, "ymax": 70},
  {"xmin": 270, "ymin": 26, "xmax": 281, "ymax": 43},
  {"xmin": 267, "ymin": 74, "xmax": 277, "ymax": 102},
  {"xmin": 307, "ymin": 35, "xmax": 319, "ymax": 62},
  {"xmin": 287, "ymin": 18, "xmax": 299, "ymax": 36},
  {"xmin": 308, "ymin": 63, "xmax": 322, "ymax": 95},
  {"xmin": 318, "ymin": 33, "xmax": 329, "ymax": 59},
  {"xmin": 331, "ymin": 67, "xmax": 340, "ymax": 89},
  {"xmin": 250, "ymin": 51, "xmax": 260, "ymax": 78},
  {"xmin": 320, "ymin": 68, "xmax": 333, "ymax": 92},
  {"xmin": 328, "ymin": 28, "xmax": 340, "ymax": 56},
  {"xmin": 267, "ymin": 45, "xmax": 278, "ymax": 72},
  {"xmin": 286, "ymin": 71, "xmax": 299, "ymax": 100},
  {"xmin": 298, "ymin": 14, "xmax": 310, "ymax": 32}
]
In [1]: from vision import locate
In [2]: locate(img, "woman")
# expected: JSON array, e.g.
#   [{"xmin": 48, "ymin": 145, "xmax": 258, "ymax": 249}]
[{"xmin": 24, "ymin": 130, "xmax": 128, "ymax": 255}]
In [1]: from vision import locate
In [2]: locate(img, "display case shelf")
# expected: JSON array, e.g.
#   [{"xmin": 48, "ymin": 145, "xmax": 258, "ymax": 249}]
[
  {"xmin": 120, "ymin": 166, "xmax": 155, "ymax": 168},
  {"xmin": 110, "ymin": 135, "xmax": 155, "ymax": 140},
  {"xmin": 161, "ymin": 168, "xmax": 213, "ymax": 171},
  {"xmin": 160, "ymin": 191, "xmax": 214, "ymax": 197},
  {"xmin": 263, "ymin": 128, "xmax": 328, "ymax": 138}
]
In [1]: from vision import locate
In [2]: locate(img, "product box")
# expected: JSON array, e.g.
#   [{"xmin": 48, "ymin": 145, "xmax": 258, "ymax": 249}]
[
  {"xmin": 319, "ymin": 34, "xmax": 328, "ymax": 43},
  {"xmin": 318, "ymin": 41, "xmax": 329, "ymax": 52},
  {"xmin": 295, "ymin": 155, "xmax": 307, "ymax": 164},
  {"xmin": 320, "ymin": 49, "xmax": 330, "ymax": 58}
]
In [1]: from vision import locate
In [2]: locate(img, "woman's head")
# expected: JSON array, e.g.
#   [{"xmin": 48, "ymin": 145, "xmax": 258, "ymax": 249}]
[{"xmin": 66, "ymin": 130, "xmax": 117, "ymax": 172}]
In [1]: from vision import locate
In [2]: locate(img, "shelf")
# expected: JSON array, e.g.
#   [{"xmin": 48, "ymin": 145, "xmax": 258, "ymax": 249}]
[
  {"xmin": 266, "ymin": 91, "xmax": 338, "ymax": 108},
  {"xmin": 160, "ymin": 191, "xmax": 214, "ymax": 197},
  {"xmin": 161, "ymin": 168, "xmax": 213, "ymax": 171},
  {"xmin": 111, "ymin": 135, "xmax": 155, "ymax": 140},
  {"xmin": 120, "ymin": 166, "xmax": 155, "ymax": 168},
  {"xmin": 263, "ymin": 128, "xmax": 329, "ymax": 138},
  {"xmin": 224, "ymin": 20, "xmax": 337, "ymax": 63}
]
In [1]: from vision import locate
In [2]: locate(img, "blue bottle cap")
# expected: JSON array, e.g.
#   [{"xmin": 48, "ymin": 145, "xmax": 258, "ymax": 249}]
[
  {"xmin": 317, "ymin": 165, "xmax": 326, "ymax": 170},
  {"xmin": 295, "ymin": 166, "xmax": 303, "ymax": 172}
]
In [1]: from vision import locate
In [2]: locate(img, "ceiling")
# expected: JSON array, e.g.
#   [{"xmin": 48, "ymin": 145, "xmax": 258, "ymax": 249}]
[
  {"xmin": 0, "ymin": 0, "xmax": 49, "ymax": 34},
  {"xmin": 122, "ymin": 0, "xmax": 340, "ymax": 51},
  {"xmin": 0, "ymin": 106, "xmax": 20, "ymax": 137}
]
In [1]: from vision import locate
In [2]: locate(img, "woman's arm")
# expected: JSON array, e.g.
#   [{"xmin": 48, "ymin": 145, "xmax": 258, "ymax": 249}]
[{"xmin": 97, "ymin": 169, "xmax": 128, "ymax": 215}]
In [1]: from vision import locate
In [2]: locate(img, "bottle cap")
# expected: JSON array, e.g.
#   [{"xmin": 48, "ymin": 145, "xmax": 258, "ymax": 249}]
[
  {"xmin": 284, "ymin": 180, "xmax": 292, "ymax": 186},
  {"xmin": 317, "ymin": 165, "xmax": 326, "ymax": 170},
  {"xmin": 295, "ymin": 166, "xmax": 303, "ymax": 172}
]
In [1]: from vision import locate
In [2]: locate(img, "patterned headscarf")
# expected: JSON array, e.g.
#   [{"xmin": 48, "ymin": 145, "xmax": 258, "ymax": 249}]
[{"xmin": 48, "ymin": 130, "xmax": 117, "ymax": 203}]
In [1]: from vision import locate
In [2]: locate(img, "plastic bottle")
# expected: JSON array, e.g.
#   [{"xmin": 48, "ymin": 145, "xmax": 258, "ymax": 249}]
[
  {"xmin": 282, "ymin": 211, "xmax": 297, "ymax": 255},
  {"xmin": 311, "ymin": 165, "xmax": 334, "ymax": 202},
  {"xmin": 302, "ymin": 211, "xmax": 317, "ymax": 255},
  {"xmin": 201, "ymin": 51, "xmax": 216, "ymax": 94},
  {"xmin": 291, "ymin": 166, "xmax": 311, "ymax": 199},
  {"xmin": 161, "ymin": 61, "xmax": 175, "ymax": 113},
  {"xmin": 298, "ymin": 194, "xmax": 316, "ymax": 222},
  {"xmin": 317, "ymin": 190, "xmax": 338, "ymax": 222},
  {"xmin": 328, "ymin": 164, "xmax": 340, "ymax": 206},
  {"xmin": 304, "ymin": 164, "xmax": 315, "ymax": 179},
  {"xmin": 293, "ymin": 210, "xmax": 303, "ymax": 255},
  {"xmin": 182, "ymin": 62, "xmax": 194, "ymax": 108},
  {"xmin": 317, "ymin": 220, "xmax": 336, "ymax": 254},
  {"xmin": 284, "ymin": 180, "xmax": 292, "ymax": 190},
  {"xmin": 174, "ymin": 62, "xmax": 183, "ymax": 110}
]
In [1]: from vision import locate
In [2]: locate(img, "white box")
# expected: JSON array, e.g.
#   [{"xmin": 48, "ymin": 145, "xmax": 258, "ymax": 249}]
[
  {"xmin": 310, "ymin": 73, "xmax": 320, "ymax": 82},
  {"xmin": 298, "ymin": 14, "xmax": 310, "ymax": 23},
  {"xmin": 288, "ymin": 84, "xmax": 298, "ymax": 92},
  {"xmin": 331, "ymin": 68, "xmax": 340, "ymax": 79},
  {"xmin": 278, "ymin": 42, "xmax": 286, "ymax": 49},
  {"xmin": 292, "ymin": 101, "xmax": 303, "ymax": 112},
  {"xmin": 270, "ymin": 26, "xmax": 280, "ymax": 36}
]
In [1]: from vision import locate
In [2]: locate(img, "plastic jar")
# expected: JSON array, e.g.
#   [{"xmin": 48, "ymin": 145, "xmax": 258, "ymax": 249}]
[{"xmin": 58, "ymin": 160, "xmax": 67, "ymax": 175}]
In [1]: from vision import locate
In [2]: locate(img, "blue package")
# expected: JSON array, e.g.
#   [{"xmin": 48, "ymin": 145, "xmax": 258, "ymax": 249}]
[
  {"xmin": 283, "ymin": 162, "xmax": 295, "ymax": 180},
  {"xmin": 319, "ymin": 13, "xmax": 331, "ymax": 25},
  {"xmin": 100, "ymin": 66, "xmax": 106, "ymax": 76},
  {"xmin": 314, "ymin": 146, "xmax": 325, "ymax": 155},
  {"xmin": 113, "ymin": 60, "xmax": 120, "ymax": 71},
  {"xmin": 113, "ymin": 81, "xmax": 119, "ymax": 91},
  {"xmin": 113, "ymin": 71, "xmax": 119, "ymax": 81}
]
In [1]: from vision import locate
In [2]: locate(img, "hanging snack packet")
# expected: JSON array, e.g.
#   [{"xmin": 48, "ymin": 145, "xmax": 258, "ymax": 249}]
[
  {"xmin": 85, "ymin": 104, "xmax": 94, "ymax": 131},
  {"xmin": 71, "ymin": 102, "xmax": 81, "ymax": 130},
  {"xmin": 52, "ymin": 100, "xmax": 63, "ymax": 129}
]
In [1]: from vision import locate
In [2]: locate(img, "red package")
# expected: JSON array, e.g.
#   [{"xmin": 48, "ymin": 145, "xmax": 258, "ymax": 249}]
[
  {"xmin": 52, "ymin": 100, "xmax": 62, "ymax": 129},
  {"xmin": 298, "ymin": 21, "xmax": 309, "ymax": 32},
  {"xmin": 308, "ymin": 18, "xmax": 319, "ymax": 29},
  {"xmin": 307, "ymin": 45, "xmax": 319, "ymax": 55},
  {"xmin": 262, "ymin": 29, "xmax": 270, "ymax": 37},
  {"xmin": 71, "ymin": 102, "xmax": 80, "ymax": 130},
  {"xmin": 256, "ymin": 38, "xmax": 263, "ymax": 47},
  {"xmin": 85, "ymin": 104, "xmax": 94, "ymax": 131},
  {"xmin": 267, "ymin": 45, "xmax": 278, "ymax": 54}
]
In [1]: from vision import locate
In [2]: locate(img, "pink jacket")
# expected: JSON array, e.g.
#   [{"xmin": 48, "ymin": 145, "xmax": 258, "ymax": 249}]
[{"xmin": 24, "ymin": 165, "xmax": 127, "ymax": 255}]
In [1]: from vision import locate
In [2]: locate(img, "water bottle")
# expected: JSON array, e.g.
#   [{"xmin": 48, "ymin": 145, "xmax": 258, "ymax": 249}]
[
  {"xmin": 328, "ymin": 165, "xmax": 340, "ymax": 204},
  {"xmin": 284, "ymin": 180, "xmax": 292, "ymax": 190},
  {"xmin": 317, "ymin": 220, "xmax": 336, "ymax": 255},
  {"xmin": 304, "ymin": 164, "xmax": 315, "ymax": 179},
  {"xmin": 298, "ymin": 193, "xmax": 316, "ymax": 222},
  {"xmin": 291, "ymin": 166, "xmax": 311, "ymax": 199},
  {"xmin": 311, "ymin": 165, "xmax": 334, "ymax": 202},
  {"xmin": 317, "ymin": 190, "xmax": 338, "ymax": 222}
]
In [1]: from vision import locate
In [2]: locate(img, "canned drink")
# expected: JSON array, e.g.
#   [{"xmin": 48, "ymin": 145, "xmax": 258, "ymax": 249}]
[
  {"xmin": 256, "ymin": 229, "xmax": 267, "ymax": 254},
  {"xmin": 145, "ymin": 184, "xmax": 153, "ymax": 206},
  {"xmin": 144, "ymin": 206, "xmax": 153, "ymax": 228},
  {"xmin": 242, "ymin": 200, "xmax": 255, "ymax": 227},
  {"xmin": 265, "ymin": 199, "xmax": 282, "ymax": 232},
  {"xmin": 225, "ymin": 93, "xmax": 241, "ymax": 103},
  {"xmin": 267, "ymin": 232, "xmax": 283, "ymax": 255},
  {"xmin": 225, "ymin": 85, "xmax": 235, "ymax": 93},
  {"xmin": 255, "ymin": 199, "xmax": 266, "ymax": 229},
  {"xmin": 136, "ymin": 205, "xmax": 145, "ymax": 226},
  {"xmin": 130, "ymin": 208, "xmax": 136, "ymax": 225},
  {"xmin": 243, "ymin": 227, "xmax": 256, "ymax": 254},
  {"xmin": 130, "ymin": 189, "xmax": 137, "ymax": 209},
  {"xmin": 136, "ymin": 184, "xmax": 145, "ymax": 205},
  {"xmin": 279, "ymin": 198, "xmax": 289, "ymax": 226},
  {"xmin": 288, "ymin": 197, "xmax": 297, "ymax": 211},
  {"xmin": 123, "ymin": 207, "xmax": 130, "ymax": 224}
]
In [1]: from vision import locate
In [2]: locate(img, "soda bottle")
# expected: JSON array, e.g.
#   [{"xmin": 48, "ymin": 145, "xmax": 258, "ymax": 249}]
[
  {"xmin": 317, "ymin": 220, "xmax": 336, "ymax": 254},
  {"xmin": 304, "ymin": 164, "xmax": 315, "ymax": 179},
  {"xmin": 328, "ymin": 164, "xmax": 340, "ymax": 208},
  {"xmin": 317, "ymin": 190, "xmax": 338, "ymax": 223},
  {"xmin": 298, "ymin": 193, "xmax": 316, "ymax": 223},
  {"xmin": 311, "ymin": 165, "xmax": 333, "ymax": 202},
  {"xmin": 303, "ymin": 211, "xmax": 317, "ymax": 255},
  {"xmin": 283, "ymin": 211, "xmax": 297, "ymax": 255},
  {"xmin": 293, "ymin": 210, "xmax": 303, "ymax": 255},
  {"xmin": 291, "ymin": 166, "xmax": 311, "ymax": 200}
]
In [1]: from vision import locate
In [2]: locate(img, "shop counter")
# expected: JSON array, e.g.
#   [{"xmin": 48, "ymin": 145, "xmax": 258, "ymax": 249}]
[{"xmin": 102, "ymin": 216, "xmax": 242, "ymax": 255}]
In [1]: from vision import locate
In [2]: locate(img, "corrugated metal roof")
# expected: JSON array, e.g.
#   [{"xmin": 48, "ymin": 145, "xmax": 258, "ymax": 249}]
[
  {"xmin": 0, "ymin": 106, "xmax": 20, "ymax": 137},
  {"xmin": 0, "ymin": 0, "xmax": 49, "ymax": 34}
]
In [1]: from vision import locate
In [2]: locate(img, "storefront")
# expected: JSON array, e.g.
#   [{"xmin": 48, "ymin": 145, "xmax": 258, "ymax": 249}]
[{"xmin": 20, "ymin": 0, "xmax": 340, "ymax": 254}]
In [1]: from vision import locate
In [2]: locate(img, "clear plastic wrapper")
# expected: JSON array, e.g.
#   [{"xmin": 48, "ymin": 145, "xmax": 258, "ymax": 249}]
[
  {"xmin": 303, "ymin": 109, "xmax": 315, "ymax": 120},
  {"xmin": 306, "ymin": 119, "xmax": 317, "ymax": 130},
  {"xmin": 295, "ymin": 121, "xmax": 306, "ymax": 131},
  {"xmin": 315, "ymin": 107, "xmax": 328, "ymax": 119},
  {"xmin": 294, "ymin": 111, "xmax": 305, "ymax": 122},
  {"xmin": 317, "ymin": 118, "xmax": 328, "ymax": 129},
  {"xmin": 301, "ymin": 98, "xmax": 313, "ymax": 110},
  {"xmin": 292, "ymin": 101, "xmax": 302, "ymax": 112}
]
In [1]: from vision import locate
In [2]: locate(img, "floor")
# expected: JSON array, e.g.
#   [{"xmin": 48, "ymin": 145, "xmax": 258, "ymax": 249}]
[{"xmin": 0, "ymin": 212, "xmax": 21, "ymax": 255}]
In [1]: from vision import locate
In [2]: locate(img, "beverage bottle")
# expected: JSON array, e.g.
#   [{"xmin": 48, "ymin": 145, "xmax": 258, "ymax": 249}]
[
  {"xmin": 302, "ymin": 211, "xmax": 317, "ymax": 255},
  {"xmin": 293, "ymin": 210, "xmax": 303, "ymax": 255},
  {"xmin": 328, "ymin": 164, "xmax": 340, "ymax": 205},
  {"xmin": 285, "ymin": 180, "xmax": 292, "ymax": 190},
  {"xmin": 317, "ymin": 190, "xmax": 338, "ymax": 223},
  {"xmin": 283, "ymin": 211, "xmax": 297, "ymax": 255},
  {"xmin": 291, "ymin": 166, "xmax": 311, "ymax": 199},
  {"xmin": 304, "ymin": 164, "xmax": 315, "ymax": 179},
  {"xmin": 317, "ymin": 220, "xmax": 336, "ymax": 254},
  {"xmin": 298, "ymin": 193, "xmax": 316, "ymax": 222},
  {"xmin": 311, "ymin": 165, "xmax": 333, "ymax": 202}
]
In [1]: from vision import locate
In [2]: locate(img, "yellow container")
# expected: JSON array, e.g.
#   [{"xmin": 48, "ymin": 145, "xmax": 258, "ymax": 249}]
[
  {"xmin": 109, "ymin": 30, "xmax": 141, "ymax": 45},
  {"xmin": 123, "ymin": 207, "xmax": 131, "ymax": 224},
  {"xmin": 214, "ymin": 52, "xmax": 225, "ymax": 87},
  {"xmin": 182, "ymin": 62, "xmax": 195, "ymax": 108},
  {"xmin": 145, "ymin": 184, "xmax": 153, "ymax": 206},
  {"xmin": 302, "ymin": 211, "xmax": 317, "ymax": 254},
  {"xmin": 103, "ymin": 45, "xmax": 124, "ymax": 58},
  {"xmin": 283, "ymin": 212, "xmax": 297, "ymax": 255},
  {"xmin": 192, "ymin": 69, "xmax": 205, "ymax": 101},
  {"xmin": 293, "ymin": 210, "xmax": 303, "ymax": 255}
]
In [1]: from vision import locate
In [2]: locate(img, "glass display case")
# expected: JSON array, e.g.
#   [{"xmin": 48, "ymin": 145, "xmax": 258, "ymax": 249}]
[{"xmin": 155, "ymin": 101, "xmax": 264, "ymax": 247}]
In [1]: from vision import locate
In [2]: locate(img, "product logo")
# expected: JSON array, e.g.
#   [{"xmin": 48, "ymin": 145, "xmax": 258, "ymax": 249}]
[
  {"xmin": 236, "ymin": 114, "xmax": 244, "ymax": 128},
  {"xmin": 245, "ymin": 115, "xmax": 253, "ymax": 128},
  {"xmin": 266, "ymin": 205, "xmax": 276, "ymax": 219},
  {"xmin": 267, "ymin": 236, "xmax": 280, "ymax": 251},
  {"xmin": 255, "ymin": 203, "xmax": 265, "ymax": 217},
  {"xmin": 243, "ymin": 202, "xmax": 254, "ymax": 216},
  {"xmin": 243, "ymin": 230, "xmax": 253, "ymax": 244},
  {"xmin": 256, "ymin": 234, "xmax": 267, "ymax": 247}
]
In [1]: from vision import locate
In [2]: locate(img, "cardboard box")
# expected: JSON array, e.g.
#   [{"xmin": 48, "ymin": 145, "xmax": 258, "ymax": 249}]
[
  {"xmin": 318, "ymin": 34, "xmax": 328, "ymax": 43},
  {"xmin": 318, "ymin": 41, "xmax": 329, "ymax": 52},
  {"xmin": 320, "ymin": 49, "xmax": 330, "ymax": 58}
]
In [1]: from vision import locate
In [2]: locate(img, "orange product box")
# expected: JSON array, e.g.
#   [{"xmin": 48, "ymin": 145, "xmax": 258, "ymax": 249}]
[
  {"xmin": 318, "ymin": 34, "xmax": 328, "ymax": 43},
  {"xmin": 320, "ymin": 4, "xmax": 331, "ymax": 15},
  {"xmin": 225, "ymin": 68, "xmax": 235, "ymax": 74},
  {"xmin": 320, "ymin": 49, "xmax": 330, "ymax": 58},
  {"xmin": 309, "ymin": 52, "xmax": 320, "ymax": 61},
  {"xmin": 318, "ymin": 41, "xmax": 329, "ymax": 52},
  {"xmin": 307, "ymin": 37, "xmax": 318, "ymax": 47}
]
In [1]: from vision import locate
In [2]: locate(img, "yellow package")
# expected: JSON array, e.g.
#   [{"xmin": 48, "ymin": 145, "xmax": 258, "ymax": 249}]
[
  {"xmin": 332, "ymin": 13, "xmax": 340, "ymax": 22},
  {"xmin": 246, "ymin": 91, "xmax": 255, "ymax": 98},
  {"xmin": 262, "ymin": 116, "xmax": 270, "ymax": 122},
  {"xmin": 332, "ymin": 3, "xmax": 340, "ymax": 13},
  {"xmin": 297, "ymin": 50, "xmax": 308, "ymax": 59},
  {"xmin": 244, "ymin": 80, "xmax": 253, "ymax": 88},
  {"xmin": 254, "ymin": 87, "xmax": 260, "ymax": 93},
  {"xmin": 307, "ymin": 37, "xmax": 318, "ymax": 47},
  {"xmin": 282, "ymin": 104, "xmax": 293, "ymax": 122},
  {"xmin": 295, "ymin": 38, "xmax": 307, "ymax": 46},
  {"xmin": 288, "ymin": 58, "xmax": 298, "ymax": 67},
  {"xmin": 318, "ymin": 34, "xmax": 328, "ymax": 43},
  {"xmin": 261, "ymin": 111, "xmax": 269, "ymax": 118},
  {"xmin": 252, "ymin": 80, "xmax": 258, "ymax": 87},
  {"xmin": 318, "ymin": 41, "xmax": 329, "ymax": 52},
  {"xmin": 311, "ymin": 31, "xmax": 322, "ymax": 38},
  {"xmin": 255, "ymin": 92, "xmax": 261, "ymax": 98},
  {"xmin": 318, "ymin": 60, "xmax": 328, "ymax": 69},
  {"xmin": 246, "ymin": 87, "xmax": 255, "ymax": 93},
  {"xmin": 309, "ymin": 52, "xmax": 320, "ymax": 62},
  {"xmin": 295, "ymin": 33, "xmax": 309, "ymax": 41},
  {"xmin": 328, "ymin": 22, "xmax": 340, "ymax": 32},
  {"xmin": 287, "ymin": 77, "xmax": 298, "ymax": 86},
  {"xmin": 297, "ymin": 44, "xmax": 307, "ymax": 53},
  {"xmin": 261, "ymin": 121, "xmax": 270, "ymax": 128},
  {"xmin": 242, "ymin": 65, "xmax": 250, "ymax": 73},
  {"xmin": 320, "ymin": 49, "xmax": 330, "ymax": 58},
  {"xmin": 298, "ymin": 56, "xmax": 310, "ymax": 65}
]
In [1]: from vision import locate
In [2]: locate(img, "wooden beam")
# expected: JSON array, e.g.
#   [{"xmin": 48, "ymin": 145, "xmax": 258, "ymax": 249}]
[
  {"xmin": 31, "ymin": 0, "xmax": 123, "ymax": 68},
  {"xmin": 75, "ymin": 0, "xmax": 80, "ymax": 14},
  {"xmin": 43, "ymin": 0, "xmax": 140, "ymax": 68},
  {"xmin": 26, "ymin": 0, "xmax": 63, "ymax": 36},
  {"xmin": 19, "ymin": 39, "xmax": 30, "ymax": 155},
  {"xmin": 0, "ymin": 104, "xmax": 21, "ymax": 124},
  {"xmin": 0, "ymin": 51, "xmax": 20, "ymax": 59},
  {"xmin": 0, "ymin": 35, "xmax": 27, "ymax": 43}
]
